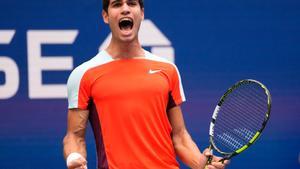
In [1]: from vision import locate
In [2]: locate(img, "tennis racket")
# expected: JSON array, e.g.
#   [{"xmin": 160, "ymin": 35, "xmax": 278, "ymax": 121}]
[{"xmin": 205, "ymin": 79, "xmax": 271, "ymax": 165}]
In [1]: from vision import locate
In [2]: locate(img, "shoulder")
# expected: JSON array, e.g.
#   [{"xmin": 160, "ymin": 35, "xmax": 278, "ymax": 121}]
[
  {"xmin": 67, "ymin": 51, "xmax": 113, "ymax": 86},
  {"xmin": 145, "ymin": 50, "xmax": 179, "ymax": 73},
  {"xmin": 144, "ymin": 50, "xmax": 178, "ymax": 71},
  {"xmin": 144, "ymin": 50, "xmax": 172, "ymax": 64}
]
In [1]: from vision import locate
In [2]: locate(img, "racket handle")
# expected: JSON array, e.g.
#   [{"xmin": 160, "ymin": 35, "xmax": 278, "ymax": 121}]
[
  {"xmin": 204, "ymin": 156, "xmax": 212, "ymax": 169},
  {"xmin": 205, "ymin": 157, "xmax": 227, "ymax": 169},
  {"xmin": 219, "ymin": 157, "xmax": 228, "ymax": 163},
  {"xmin": 206, "ymin": 155, "xmax": 213, "ymax": 164},
  {"xmin": 204, "ymin": 146, "xmax": 213, "ymax": 169}
]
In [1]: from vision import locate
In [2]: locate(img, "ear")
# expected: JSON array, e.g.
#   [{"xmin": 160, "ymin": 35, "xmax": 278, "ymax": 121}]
[
  {"xmin": 102, "ymin": 10, "xmax": 109, "ymax": 24},
  {"xmin": 141, "ymin": 8, "xmax": 145, "ymax": 20}
]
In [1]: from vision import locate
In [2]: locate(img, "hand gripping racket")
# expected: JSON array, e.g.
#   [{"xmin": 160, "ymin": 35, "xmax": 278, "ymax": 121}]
[{"xmin": 206, "ymin": 79, "xmax": 271, "ymax": 165}]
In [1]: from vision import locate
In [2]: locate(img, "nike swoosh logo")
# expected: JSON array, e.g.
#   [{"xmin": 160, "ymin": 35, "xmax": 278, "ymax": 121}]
[{"xmin": 148, "ymin": 69, "xmax": 162, "ymax": 74}]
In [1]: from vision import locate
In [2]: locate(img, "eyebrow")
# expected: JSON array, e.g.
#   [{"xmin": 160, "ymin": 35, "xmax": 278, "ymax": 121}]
[
  {"xmin": 110, "ymin": 0, "xmax": 121, "ymax": 5},
  {"xmin": 110, "ymin": 0, "xmax": 139, "ymax": 6},
  {"xmin": 111, "ymin": 0, "xmax": 138, "ymax": 4}
]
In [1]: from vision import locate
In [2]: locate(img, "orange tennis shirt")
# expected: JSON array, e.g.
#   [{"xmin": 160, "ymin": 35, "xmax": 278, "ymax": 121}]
[{"xmin": 67, "ymin": 50, "xmax": 186, "ymax": 169}]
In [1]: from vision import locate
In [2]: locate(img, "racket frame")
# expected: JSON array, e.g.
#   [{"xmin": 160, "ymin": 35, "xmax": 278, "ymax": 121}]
[{"xmin": 208, "ymin": 79, "xmax": 271, "ymax": 160}]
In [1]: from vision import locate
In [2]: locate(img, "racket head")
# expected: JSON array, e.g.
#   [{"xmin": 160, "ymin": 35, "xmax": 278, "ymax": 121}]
[{"xmin": 208, "ymin": 79, "xmax": 271, "ymax": 159}]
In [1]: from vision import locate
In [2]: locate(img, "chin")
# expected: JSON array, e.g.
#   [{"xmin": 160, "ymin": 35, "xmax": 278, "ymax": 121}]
[{"xmin": 119, "ymin": 35, "xmax": 137, "ymax": 43}]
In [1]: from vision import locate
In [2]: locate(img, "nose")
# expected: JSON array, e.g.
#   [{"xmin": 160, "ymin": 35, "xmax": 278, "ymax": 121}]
[{"xmin": 121, "ymin": 3, "xmax": 130, "ymax": 15}]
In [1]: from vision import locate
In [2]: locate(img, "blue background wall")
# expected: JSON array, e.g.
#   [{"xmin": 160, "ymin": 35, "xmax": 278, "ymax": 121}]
[{"xmin": 0, "ymin": 0, "xmax": 300, "ymax": 168}]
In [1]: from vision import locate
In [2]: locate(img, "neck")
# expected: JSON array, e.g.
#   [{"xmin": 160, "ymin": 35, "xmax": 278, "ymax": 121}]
[{"xmin": 105, "ymin": 38, "xmax": 144, "ymax": 60}]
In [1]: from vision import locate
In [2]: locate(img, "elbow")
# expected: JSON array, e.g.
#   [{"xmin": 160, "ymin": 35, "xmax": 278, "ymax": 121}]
[{"xmin": 172, "ymin": 128, "xmax": 188, "ymax": 149}]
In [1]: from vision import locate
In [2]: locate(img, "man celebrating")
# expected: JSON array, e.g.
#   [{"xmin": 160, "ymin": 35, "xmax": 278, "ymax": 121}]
[{"xmin": 63, "ymin": 0, "xmax": 229, "ymax": 169}]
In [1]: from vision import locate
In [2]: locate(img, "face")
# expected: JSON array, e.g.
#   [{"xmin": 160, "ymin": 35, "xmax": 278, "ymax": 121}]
[{"xmin": 102, "ymin": 0, "xmax": 144, "ymax": 43}]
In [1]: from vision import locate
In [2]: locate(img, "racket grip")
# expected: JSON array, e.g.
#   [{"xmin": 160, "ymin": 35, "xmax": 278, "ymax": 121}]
[
  {"xmin": 206, "ymin": 155, "xmax": 213, "ymax": 164},
  {"xmin": 219, "ymin": 157, "xmax": 228, "ymax": 163},
  {"xmin": 204, "ymin": 155, "xmax": 213, "ymax": 169},
  {"xmin": 204, "ymin": 146, "xmax": 213, "ymax": 169}
]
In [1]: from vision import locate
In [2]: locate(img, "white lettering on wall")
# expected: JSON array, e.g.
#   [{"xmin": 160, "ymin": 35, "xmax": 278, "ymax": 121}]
[
  {"xmin": 27, "ymin": 30, "xmax": 78, "ymax": 99},
  {"xmin": 0, "ymin": 30, "xmax": 19, "ymax": 99}
]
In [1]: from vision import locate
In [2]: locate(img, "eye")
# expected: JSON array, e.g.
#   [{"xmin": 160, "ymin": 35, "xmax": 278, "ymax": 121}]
[
  {"xmin": 111, "ymin": 1, "xmax": 122, "ymax": 8},
  {"xmin": 127, "ymin": 0, "xmax": 138, "ymax": 6}
]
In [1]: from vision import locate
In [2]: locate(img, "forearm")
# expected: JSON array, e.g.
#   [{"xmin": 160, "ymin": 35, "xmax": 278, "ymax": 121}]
[
  {"xmin": 173, "ymin": 129, "xmax": 207, "ymax": 169},
  {"xmin": 63, "ymin": 133, "xmax": 87, "ymax": 159},
  {"xmin": 63, "ymin": 109, "xmax": 89, "ymax": 159}
]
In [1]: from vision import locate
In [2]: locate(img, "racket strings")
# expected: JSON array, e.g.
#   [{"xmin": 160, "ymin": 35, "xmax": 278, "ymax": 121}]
[
  {"xmin": 214, "ymin": 126, "xmax": 248, "ymax": 150},
  {"xmin": 220, "ymin": 97, "xmax": 266, "ymax": 129},
  {"xmin": 215, "ymin": 131, "xmax": 245, "ymax": 152},
  {"xmin": 219, "ymin": 87, "xmax": 267, "ymax": 131},
  {"xmin": 229, "ymin": 84, "xmax": 267, "ymax": 110},
  {"xmin": 215, "ymin": 133, "xmax": 244, "ymax": 151},
  {"xmin": 222, "ymin": 98, "xmax": 264, "ymax": 125},
  {"xmin": 234, "ymin": 86, "xmax": 268, "ymax": 112},
  {"xmin": 213, "ymin": 82, "xmax": 268, "ymax": 153},
  {"xmin": 214, "ymin": 119, "xmax": 254, "ymax": 151},
  {"xmin": 215, "ymin": 113, "xmax": 257, "ymax": 141},
  {"xmin": 224, "ymin": 84, "xmax": 267, "ymax": 122},
  {"xmin": 235, "ymin": 85, "xmax": 268, "ymax": 120},
  {"xmin": 219, "ymin": 90, "xmax": 266, "ymax": 131}
]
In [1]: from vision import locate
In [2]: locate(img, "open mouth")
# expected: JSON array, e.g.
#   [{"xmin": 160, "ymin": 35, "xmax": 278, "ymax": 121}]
[{"xmin": 119, "ymin": 18, "xmax": 134, "ymax": 31}]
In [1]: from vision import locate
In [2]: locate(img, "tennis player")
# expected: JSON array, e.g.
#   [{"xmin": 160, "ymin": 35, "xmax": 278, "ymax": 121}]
[{"xmin": 63, "ymin": 0, "xmax": 229, "ymax": 169}]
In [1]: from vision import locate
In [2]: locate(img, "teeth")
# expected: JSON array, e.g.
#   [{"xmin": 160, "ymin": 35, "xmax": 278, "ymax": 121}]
[{"xmin": 119, "ymin": 18, "xmax": 133, "ymax": 23}]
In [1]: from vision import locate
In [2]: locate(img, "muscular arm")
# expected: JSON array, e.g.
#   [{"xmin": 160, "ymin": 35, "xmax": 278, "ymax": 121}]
[
  {"xmin": 63, "ymin": 108, "xmax": 89, "ymax": 159},
  {"xmin": 167, "ymin": 106, "xmax": 207, "ymax": 169}
]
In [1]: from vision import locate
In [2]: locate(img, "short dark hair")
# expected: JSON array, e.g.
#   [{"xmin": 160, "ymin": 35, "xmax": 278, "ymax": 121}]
[{"xmin": 102, "ymin": 0, "xmax": 144, "ymax": 12}]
